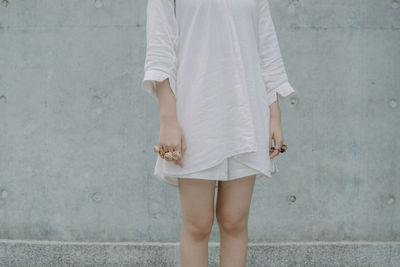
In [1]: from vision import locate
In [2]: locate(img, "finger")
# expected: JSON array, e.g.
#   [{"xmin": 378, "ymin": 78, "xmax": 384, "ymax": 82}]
[
  {"xmin": 162, "ymin": 144, "xmax": 173, "ymax": 161},
  {"xmin": 166, "ymin": 144, "xmax": 175, "ymax": 154},
  {"xmin": 158, "ymin": 143, "xmax": 165, "ymax": 156},
  {"xmin": 169, "ymin": 143, "xmax": 179, "ymax": 153},
  {"xmin": 166, "ymin": 144, "xmax": 172, "ymax": 152},
  {"xmin": 176, "ymin": 142, "xmax": 182, "ymax": 155},
  {"xmin": 181, "ymin": 135, "xmax": 187, "ymax": 156},
  {"xmin": 269, "ymin": 133, "xmax": 274, "ymax": 154},
  {"xmin": 270, "ymin": 135, "xmax": 279, "ymax": 159},
  {"xmin": 269, "ymin": 131, "xmax": 273, "ymax": 152},
  {"xmin": 269, "ymin": 146, "xmax": 278, "ymax": 159},
  {"xmin": 275, "ymin": 138, "xmax": 284, "ymax": 152},
  {"xmin": 165, "ymin": 144, "xmax": 178, "ymax": 162},
  {"xmin": 161, "ymin": 144, "xmax": 168, "ymax": 153},
  {"xmin": 270, "ymin": 150, "xmax": 279, "ymax": 159},
  {"xmin": 176, "ymin": 158, "xmax": 183, "ymax": 167},
  {"xmin": 157, "ymin": 142, "xmax": 163, "ymax": 152}
]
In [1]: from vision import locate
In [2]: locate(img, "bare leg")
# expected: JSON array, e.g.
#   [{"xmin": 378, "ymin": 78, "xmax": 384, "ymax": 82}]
[
  {"xmin": 178, "ymin": 178, "xmax": 217, "ymax": 267},
  {"xmin": 215, "ymin": 175, "xmax": 256, "ymax": 267}
]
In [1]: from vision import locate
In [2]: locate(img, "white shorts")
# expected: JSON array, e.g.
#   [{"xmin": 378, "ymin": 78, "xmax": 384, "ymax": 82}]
[{"xmin": 177, "ymin": 156, "xmax": 260, "ymax": 187}]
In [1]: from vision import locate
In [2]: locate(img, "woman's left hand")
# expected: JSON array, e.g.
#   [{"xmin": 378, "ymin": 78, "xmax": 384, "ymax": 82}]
[{"xmin": 269, "ymin": 101, "xmax": 284, "ymax": 159}]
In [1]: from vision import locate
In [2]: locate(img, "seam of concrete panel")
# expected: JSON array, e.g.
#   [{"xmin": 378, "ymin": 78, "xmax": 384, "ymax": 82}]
[
  {"xmin": 1, "ymin": 239, "xmax": 399, "ymax": 246},
  {"xmin": 0, "ymin": 25, "xmax": 143, "ymax": 29},
  {"xmin": 0, "ymin": 25, "xmax": 399, "ymax": 30}
]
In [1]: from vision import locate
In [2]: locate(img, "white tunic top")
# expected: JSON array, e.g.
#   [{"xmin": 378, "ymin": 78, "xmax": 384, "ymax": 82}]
[{"xmin": 142, "ymin": 0, "xmax": 295, "ymax": 187}]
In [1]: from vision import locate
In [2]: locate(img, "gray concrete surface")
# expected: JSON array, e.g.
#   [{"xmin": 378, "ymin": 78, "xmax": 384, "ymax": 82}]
[
  {"xmin": 0, "ymin": 0, "xmax": 399, "ymax": 265},
  {"xmin": 1, "ymin": 240, "xmax": 400, "ymax": 266}
]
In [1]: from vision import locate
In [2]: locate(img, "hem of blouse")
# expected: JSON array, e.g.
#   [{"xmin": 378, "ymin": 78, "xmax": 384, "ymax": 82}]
[
  {"xmin": 233, "ymin": 156, "xmax": 279, "ymax": 179},
  {"xmin": 267, "ymin": 81, "xmax": 295, "ymax": 106},
  {"xmin": 154, "ymin": 146, "xmax": 279, "ymax": 188},
  {"xmin": 142, "ymin": 69, "xmax": 176, "ymax": 98},
  {"xmin": 154, "ymin": 173, "xmax": 181, "ymax": 188},
  {"xmin": 156, "ymin": 168, "xmax": 278, "ymax": 189},
  {"xmin": 217, "ymin": 161, "xmax": 276, "ymax": 186}
]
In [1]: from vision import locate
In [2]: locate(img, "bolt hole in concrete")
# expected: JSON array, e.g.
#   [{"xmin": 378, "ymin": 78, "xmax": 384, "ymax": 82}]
[
  {"xmin": 386, "ymin": 195, "xmax": 395, "ymax": 205},
  {"xmin": 94, "ymin": 0, "xmax": 103, "ymax": 8},
  {"xmin": 0, "ymin": 95, "xmax": 6, "ymax": 103},
  {"xmin": 0, "ymin": 189, "xmax": 8, "ymax": 199},
  {"xmin": 92, "ymin": 192, "xmax": 102, "ymax": 202},
  {"xmin": 388, "ymin": 99, "xmax": 397, "ymax": 108},
  {"xmin": 92, "ymin": 95, "xmax": 102, "ymax": 104},
  {"xmin": 288, "ymin": 0, "xmax": 302, "ymax": 13},
  {"xmin": 392, "ymin": 0, "xmax": 399, "ymax": 9},
  {"xmin": 290, "ymin": 0, "xmax": 300, "ymax": 7},
  {"xmin": 2, "ymin": 0, "xmax": 8, "ymax": 7}
]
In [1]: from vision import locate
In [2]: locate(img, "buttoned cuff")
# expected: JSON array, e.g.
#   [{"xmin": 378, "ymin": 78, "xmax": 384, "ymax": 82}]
[
  {"xmin": 267, "ymin": 81, "xmax": 295, "ymax": 106},
  {"xmin": 142, "ymin": 69, "xmax": 176, "ymax": 99}
]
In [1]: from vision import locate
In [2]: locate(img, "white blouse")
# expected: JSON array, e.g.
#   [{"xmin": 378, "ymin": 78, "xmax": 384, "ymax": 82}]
[{"xmin": 142, "ymin": 0, "xmax": 295, "ymax": 187}]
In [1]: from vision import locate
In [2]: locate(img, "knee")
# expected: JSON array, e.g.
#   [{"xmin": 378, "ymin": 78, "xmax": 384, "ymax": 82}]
[
  {"xmin": 182, "ymin": 214, "xmax": 214, "ymax": 241},
  {"xmin": 216, "ymin": 210, "xmax": 248, "ymax": 236}
]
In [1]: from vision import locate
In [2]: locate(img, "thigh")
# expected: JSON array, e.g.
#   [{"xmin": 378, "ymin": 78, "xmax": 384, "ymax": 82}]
[
  {"xmin": 178, "ymin": 178, "xmax": 217, "ymax": 223},
  {"xmin": 216, "ymin": 175, "xmax": 256, "ymax": 218}
]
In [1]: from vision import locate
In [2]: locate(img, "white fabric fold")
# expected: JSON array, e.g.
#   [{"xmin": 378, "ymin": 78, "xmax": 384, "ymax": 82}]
[
  {"xmin": 142, "ymin": 0, "xmax": 178, "ymax": 98},
  {"xmin": 257, "ymin": 0, "xmax": 294, "ymax": 106},
  {"xmin": 266, "ymin": 81, "xmax": 296, "ymax": 106},
  {"xmin": 142, "ymin": 69, "xmax": 176, "ymax": 98}
]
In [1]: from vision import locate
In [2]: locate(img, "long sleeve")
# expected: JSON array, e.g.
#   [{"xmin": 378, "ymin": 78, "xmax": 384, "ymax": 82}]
[
  {"xmin": 142, "ymin": 0, "xmax": 179, "ymax": 98},
  {"xmin": 257, "ymin": 0, "xmax": 295, "ymax": 106}
]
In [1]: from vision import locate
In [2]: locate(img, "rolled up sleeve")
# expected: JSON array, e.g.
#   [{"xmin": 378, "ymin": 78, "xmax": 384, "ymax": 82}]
[
  {"xmin": 257, "ymin": 0, "xmax": 295, "ymax": 106},
  {"xmin": 142, "ymin": 0, "xmax": 179, "ymax": 98}
]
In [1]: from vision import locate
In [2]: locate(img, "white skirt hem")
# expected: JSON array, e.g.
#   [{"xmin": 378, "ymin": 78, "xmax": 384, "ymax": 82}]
[{"xmin": 153, "ymin": 152, "xmax": 279, "ymax": 188}]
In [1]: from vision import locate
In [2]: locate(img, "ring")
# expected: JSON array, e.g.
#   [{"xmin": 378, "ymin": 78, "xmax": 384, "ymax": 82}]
[
  {"xmin": 270, "ymin": 144, "xmax": 288, "ymax": 153},
  {"xmin": 153, "ymin": 145, "xmax": 182, "ymax": 161}
]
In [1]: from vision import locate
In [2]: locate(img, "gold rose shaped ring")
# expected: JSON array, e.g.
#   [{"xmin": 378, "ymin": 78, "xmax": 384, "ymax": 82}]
[
  {"xmin": 153, "ymin": 145, "xmax": 182, "ymax": 161},
  {"xmin": 270, "ymin": 144, "xmax": 288, "ymax": 154}
]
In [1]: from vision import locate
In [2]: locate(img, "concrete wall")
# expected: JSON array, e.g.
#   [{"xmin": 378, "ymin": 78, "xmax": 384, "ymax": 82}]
[{"xmin": 0, "ymin": 0, "xmax": 399, "ymax": 265}]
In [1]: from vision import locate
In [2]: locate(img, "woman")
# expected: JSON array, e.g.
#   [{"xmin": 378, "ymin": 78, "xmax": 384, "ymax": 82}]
[{"xmin": 142, "ymin": 0, "xmax": 295, "ymax": 266}]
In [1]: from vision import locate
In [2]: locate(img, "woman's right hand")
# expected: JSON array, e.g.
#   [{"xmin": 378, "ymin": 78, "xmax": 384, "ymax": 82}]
[
  {"xmin": 154, "ymin": 78, "xmax": 186, "ymax": 167},
  {"xmin": 159, "ymin": 116, "xmax": 187, "ymax": 167}
]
